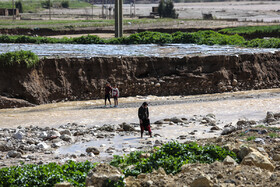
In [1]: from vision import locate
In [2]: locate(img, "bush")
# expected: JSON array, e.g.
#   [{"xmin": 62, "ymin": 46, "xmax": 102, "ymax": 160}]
[
  {"xmin": 0, "ymin": 160, "xmax": 96, "ymax": 187},
  {"xmin": 110, "ymin": 141, "xmax": 239, "ymax": 177},
  {"xmin": 0, "ymin": 50, "xmax": 39, "ymax": 68},
  {"xmin": 61, "ymin": 0, "xmax": 69, "ymax": 8},
  {"xmin": 41, "ymin": 0, "xmax": 52, "ymax": 9},
  {"xmin": 158, "ymin": 0, "xmax": 178, "ymax": 18}
]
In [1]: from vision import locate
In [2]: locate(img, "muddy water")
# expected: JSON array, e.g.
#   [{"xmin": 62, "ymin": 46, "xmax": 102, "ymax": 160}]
[
  {"xmin": 1, "ymin": 88, "xmax": 280, "ymax": 128},
  {"xmin": 0, "ymin": 43, "xmax": 278, "ymax": 58}
]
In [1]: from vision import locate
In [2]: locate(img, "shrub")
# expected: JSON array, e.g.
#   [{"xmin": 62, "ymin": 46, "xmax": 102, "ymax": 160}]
[
  {"xmin": 158, "ymin": 0, "xmax": 178, "ymax": 18},
  {"xmin": 0, "ymin": 160, "xmax": 96, "ymax": 187},
  {"xmin": 61, "ymin": 0, "xmax": 69, "ymax": 8},
  {"xmin": 0, "ymin": 50, "xmax": 39, "ymax": 68},
  {"xmin": 41, "ymin": 0, "xmax": 52, "ymax": 9},
  {"xmin": 110, "ymin": 141, "xmax": 239, "ymax": 177}
]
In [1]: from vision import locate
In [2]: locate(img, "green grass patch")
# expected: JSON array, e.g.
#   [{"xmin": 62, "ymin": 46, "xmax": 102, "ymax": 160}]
[
  {"xmin": 0, "ymin": 160, "xmax": 96, "ymax": 187},
  {"xmin": 219, "ymin": 25, "xmax": 280, "ymax": 35},
  {"xmin": 0, "ymin": 30, "xmax": 280, "ymax": 48},
  {"xmin": 110, "ymin": 141, "xmax": 239, "ymax": 177},
  {"xmin": 0, "ymin": 50, "xmax": 39, "ymax": 68},
  {"xmin": 246, "ymin": 136, "xmax": 256, "ymax": 141},
  {"xmin": 269, "ymin": 132, "xmax": 279, "ymax": 138}
]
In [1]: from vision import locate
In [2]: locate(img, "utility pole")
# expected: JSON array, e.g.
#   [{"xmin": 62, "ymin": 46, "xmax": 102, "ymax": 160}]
[
  {"xmin": 115, "ymin": 0, "xmax": 123, "ymax": 37},
  {"xmin": 49, "ymin": 0, "xmax": 51, "ymax": 20},
  {"xmin": 12, "ymin": 0, "xmax": 15, "ymax": 21}
]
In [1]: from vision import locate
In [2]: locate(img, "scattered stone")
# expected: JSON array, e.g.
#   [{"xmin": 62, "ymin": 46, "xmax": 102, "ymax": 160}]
[
  {"xmin": 7, "ymin": 151, "xmax": 21, "ymax": 158},
  {"xmin": 170, "ymin": 117, "xmax": 184, "ymax": 123},
  {"xmin": 54, "ymin": 182, "xmax": 73, "ymax": 187},
  {"xmin": 47, "ymin": 130, "xmax": 61, "ymax": 139},
  {"xmin": 60, "ymin": 134, "xmax": 73, "ymax": 142},
  {"xmin": 223, "ymin": 156, "xmax": 237, "ymax": 166},
  {"xmin": 266, "ymin": 111, "xmax": 276, "ymax": 123},
  {"xmin": 272, "ymin": 154, "xmax": 280, "ymax": 161},
  {"xmin": 236, "ymin": 120, "xmax": 256, "ymax": 130},
  {"xmin": 210, "ymin": 126, "xmax": 220, "ymax": 131},
  {"xmin": 241, "ymin": 150, "xmax": 275, "ymax": 171},
  {"xmin": 37, "ymin": 142, "xmax": 50, "ymax": 150},
  {"xmin": 140, "ymin": 153, "xmax": 150, "ymax": 158},
  {"xmin": 190, "ymin": 174, "xmax": 213, "ymax": 187},
  {"xmin": 39, "ymin": 132, "xmax": 48, "ymax": 139},
  {"xmin": 86, "ymin": 147, "xmax": 100, "ymax": 155},
  {"xmin": 221, "ymin": 125, "xmax": 236, "ymax": 135},
  {"xmin": 169, "ymin": 122, "xmax": 175, "ymax": 125},
  {"xmin": 121, "ymin": 123, "xmax": 135, "ymax": 131},
  {"xmin": 13, "ymin": 131, "xmax": 24, "ymax": 140},
  {"xmin": 154, "ymin": 120, "xmax": 165, "ymax": 124},
  {"xmin": 59, "ymin": 130, "xmax": 72, "ymax": 136},
  {"xmin": 254, "ymin": 138, "xmax": 265, "ymax": 145},
  {"xmin": 85, "ymin": 163, "xmax": 123, "ymax": 187}
]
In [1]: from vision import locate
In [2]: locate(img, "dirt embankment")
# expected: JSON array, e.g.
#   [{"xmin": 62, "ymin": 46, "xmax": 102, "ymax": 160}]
[{"xmin": 1, "ymin": 52, "xmax": 280, "ymax": 108}]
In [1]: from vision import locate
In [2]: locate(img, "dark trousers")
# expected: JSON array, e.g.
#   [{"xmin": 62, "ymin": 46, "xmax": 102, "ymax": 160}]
[{"xmin": 140, "ymin": 119, "xmax": 152, "ymax": 135}]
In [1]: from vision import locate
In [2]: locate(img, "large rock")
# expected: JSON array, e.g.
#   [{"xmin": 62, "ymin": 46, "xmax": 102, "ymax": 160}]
[
  {"xmin": 86, "ymin": 147, "xmax": 100, "ymax": 155},
  {"xmin": 7, "ymin": 150, "xmax": 21, "ymax": 158},
  {"xmin": 190, "ymin": 174, "xmax": 213, "ymax": 187},
  {"xmin": 266, "ymin": 111, "xmax": 276, "ymax": 123},
  {"xmin": 241, "ymin": 150, "xmax": 275, "ymax": 171},
  {"xmin": 59, "ymin": 129, "xmax": 72, "ymax": 136},
  {"xmin": 170, "ymin": 117, "xmax": 184, "ymax": 123},
  {"xmin": 48, "ymin": 130, "xmax": 61, "ymax": 139},
  {"xmin": 13, "ymin": 131, "xmax": 24, "ymax": 140},
  {"xmin": 221, "ymin": 126, "xmax": 236, "ymax": 135},
  {"xmin": 121, "ymin": 123, "xmax": 135, "ymax": 131},
  {"xmin": 85, "ymin": 163, "xmax": 123, "ymax": 187},
  {"xmin": 60, "ymin": 134, "xmax": 73, "ymax": 142},
  {"xmin": 37, "ymin": 142, "xmax": 50, "ymax": 150}
]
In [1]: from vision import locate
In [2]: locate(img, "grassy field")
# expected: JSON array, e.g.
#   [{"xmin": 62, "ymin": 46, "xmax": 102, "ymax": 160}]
[
  {"xmin": 219, "ymin": 25, "xmax": 280, "ymax": 35},
  {"xmin": 0, "ymin": 18, "xmax": 184, "ymax": 29},
  {"xmin": 0, "ymin": 0, "xmax": 91, "ymax": 13}
]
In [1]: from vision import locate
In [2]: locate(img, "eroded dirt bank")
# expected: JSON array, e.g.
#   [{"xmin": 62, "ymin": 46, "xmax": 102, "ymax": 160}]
[{"xmin": 1, "ymin": 52, "xmax": 280, "ymax": 108}]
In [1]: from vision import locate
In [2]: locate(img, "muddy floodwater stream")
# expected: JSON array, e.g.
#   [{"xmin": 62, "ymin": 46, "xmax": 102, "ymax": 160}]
[
  {"xmin": 1, "ymin": 88, "xmax": 280, "ymax": 157},
  {"xmin": 1, "ymin": 88, "xmax": 280, "ymax": 128},
  {"xmin": 0, "ymin": 43, "xmax": 279, "ymax": 58}
]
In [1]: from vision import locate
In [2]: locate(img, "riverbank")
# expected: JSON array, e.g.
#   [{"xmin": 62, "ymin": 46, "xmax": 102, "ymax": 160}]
[{"xmin": 0, "ymin": 109, "xmax": 279, "ymax": 186}]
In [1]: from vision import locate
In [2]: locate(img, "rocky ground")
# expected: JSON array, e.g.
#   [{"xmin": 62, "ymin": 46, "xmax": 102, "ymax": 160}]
[{"xmin": 0, "ymin": 110, "xmax": 279, "ymax": 186}]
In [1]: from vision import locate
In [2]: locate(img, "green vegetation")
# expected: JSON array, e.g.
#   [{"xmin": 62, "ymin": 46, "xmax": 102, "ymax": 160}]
[
  {"xmin": 269, "ymin": 132, "xmax": 279, "ymax": 138},
  {"xmin": 0, "ymin": 18, "xmax": 180, "ymax": 29},
  {"xmin": 219, "ymin": 25, "xmax": 280, "ymax": 35},
  {"xmin": 0, "ymin": 50, "xmax": 39, "ymax": 68},
  {"xmin": 158, "ymin": 0, "xmax": 178, "ymax": 18},
  {"xmin": 246, "ymin": 136, "xmax": 256, "ymax": 141},
  {"xmin": 110, "ymin": 141, "xmax": 239, "ymax": 177},
  {"xmin": 0, "ymin": 160, "xmax": 96, "ymax": 187},
  {"xmin": 1, "ymin": 30, "xmax": 279, "ymax": 48}
]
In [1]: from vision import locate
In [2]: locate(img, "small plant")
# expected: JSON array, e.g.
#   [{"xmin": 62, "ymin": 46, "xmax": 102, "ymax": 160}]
[
  {"xmin": 0, "ymin": 50, "xmax": 39, "ymax": 68},
  {"xmin": 247, "ymin": 136, "xmax": 256, "ymax": 141},
  {"xmin": 269, "ymin": 132, "xmax": 279, "ymax": 138}
]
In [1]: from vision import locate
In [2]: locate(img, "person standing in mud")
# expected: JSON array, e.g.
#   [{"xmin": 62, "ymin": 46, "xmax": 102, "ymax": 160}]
[
  {"xmin": 138, "ymin": 102, "xmax": 152, "ymax": 138},
  {"xmin": 112, "ymin": 84, "xmax": 120, "ymax": 107},
  {"xmin": 104, "ymin": 82, "xmax": 112, "ymax": 107}
]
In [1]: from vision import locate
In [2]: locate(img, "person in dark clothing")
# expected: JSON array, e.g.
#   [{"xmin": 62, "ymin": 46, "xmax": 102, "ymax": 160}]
[
  {"xmin": 104, "ymin": 82, "xmax": 112, "ymax": 107},
  {"xmin": 138, "ymin": 102, "xmax": 152, "ymax": 138}
]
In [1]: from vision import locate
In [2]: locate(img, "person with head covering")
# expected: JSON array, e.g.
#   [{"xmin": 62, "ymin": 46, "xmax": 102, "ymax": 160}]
[{"xmin": 138, "ymin": 102, "xmax": 152, "ymax": 138}]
